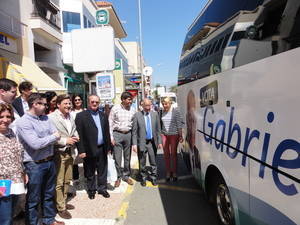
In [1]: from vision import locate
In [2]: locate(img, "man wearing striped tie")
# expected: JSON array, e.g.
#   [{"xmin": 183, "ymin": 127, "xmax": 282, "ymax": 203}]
[{"xmin": 132, "ymin": 98, "xmax": 163, "ymax": 186}]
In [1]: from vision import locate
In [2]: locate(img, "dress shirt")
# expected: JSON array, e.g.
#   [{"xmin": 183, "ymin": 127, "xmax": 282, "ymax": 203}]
[
  {"xmin": 16, "ymin": 112, "xmax": 59, "ymax": 162},
  {"xmin": 90, "ymin": 109, "xmax": 104, "ymax": 145},
  {"xmin": 21, "ymin": 97, "xmax": 29, "ymax": 112},
  {"xmin": 109, "ymin": 104, "xmax": 135, "ymax": 139}
]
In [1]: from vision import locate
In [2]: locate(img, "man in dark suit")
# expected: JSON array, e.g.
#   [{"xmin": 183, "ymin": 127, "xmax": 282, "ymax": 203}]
[
  {"xmin": 132, "ymin": 98, "xmax": 163, "ymax": 186},
  {"xmin": 12, "ymin": 81, "xmax": 33, "ymax": 116},
  {"xmin": 75, "ymin": 95, "xmax": 111, "ymax": 199}
]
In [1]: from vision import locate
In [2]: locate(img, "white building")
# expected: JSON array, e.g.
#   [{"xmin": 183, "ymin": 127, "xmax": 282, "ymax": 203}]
[{"xmin": 0, "ymin": 0, "xmax": 66, "ymax": 92}]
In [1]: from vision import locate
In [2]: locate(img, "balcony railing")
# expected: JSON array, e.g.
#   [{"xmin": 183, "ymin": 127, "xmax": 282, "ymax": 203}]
[{"xmin": 31, "ymin": 0, "xmax": 61, "ymax": 30}]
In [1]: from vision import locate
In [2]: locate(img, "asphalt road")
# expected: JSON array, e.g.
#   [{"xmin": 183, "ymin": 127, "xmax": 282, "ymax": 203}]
[{"xmin": 124, "ymin": 149, "xmax": 220, "ymax": 225}]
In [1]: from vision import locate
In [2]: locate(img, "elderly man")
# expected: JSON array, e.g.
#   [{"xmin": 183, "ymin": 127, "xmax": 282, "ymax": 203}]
[
  {"xmin": 75, "ymin": 95, "xmax": 111, "ymax": 199},
  {"xmin": 132, "ymin": 98, "xmax": 162, "ymax": 186}
]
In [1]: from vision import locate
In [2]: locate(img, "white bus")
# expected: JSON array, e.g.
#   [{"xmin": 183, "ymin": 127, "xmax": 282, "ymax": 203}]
[{"xmin": 177, "ymin": 0, "xmax": 300, "ymax": 225}]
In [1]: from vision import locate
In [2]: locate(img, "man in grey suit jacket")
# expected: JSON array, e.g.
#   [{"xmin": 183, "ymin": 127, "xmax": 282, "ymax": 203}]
[
  {"xmin": 49, "ymin": 94, "xmax": 79, "ymax": 219},
  {"xmin": 132, "ymin": 98, "xmax": 163, "ymax": 186}
]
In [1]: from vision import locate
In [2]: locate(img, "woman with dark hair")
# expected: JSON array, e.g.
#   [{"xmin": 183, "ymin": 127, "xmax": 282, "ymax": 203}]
[
  {"xmin": 45, "ymin": 91, "xmax": 57, "ymax": 114},
  {"xmin": 0, "ymin": 103, "xmax": 26, "ymax": 225},
  {"xmin": 70, "ymin": 94, "xmax": 84, "ymax": 183}
]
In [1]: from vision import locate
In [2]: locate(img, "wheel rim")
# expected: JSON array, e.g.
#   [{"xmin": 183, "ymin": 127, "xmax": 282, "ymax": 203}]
[{"xmin": 216, "ymin": 184, "xmax": 233, "ymax": 225}]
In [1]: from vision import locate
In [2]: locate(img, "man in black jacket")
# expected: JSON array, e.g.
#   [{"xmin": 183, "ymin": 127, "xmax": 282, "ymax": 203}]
[
  {"xmin": 75, "ymin": 95, "xmax": 111, "ymax": 199},
  {"xmin": 12, "ymin": 81, "xmax": 33, "ymax": 116}
]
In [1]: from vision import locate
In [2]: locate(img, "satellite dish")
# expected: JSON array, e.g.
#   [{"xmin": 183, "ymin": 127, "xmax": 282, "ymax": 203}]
[{"xmin": 143, "ymin": 66, "xmax": 153, "ymax": 76}]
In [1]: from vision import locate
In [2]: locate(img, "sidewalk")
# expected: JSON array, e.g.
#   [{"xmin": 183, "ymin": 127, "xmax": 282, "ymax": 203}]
[{"xmin": 13, "ymin": 153, "xmax": 138, "ymax": 225}]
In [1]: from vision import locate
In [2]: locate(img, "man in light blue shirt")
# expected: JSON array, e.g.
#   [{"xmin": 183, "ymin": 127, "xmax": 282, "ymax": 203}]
[{"xmin": 16, "ymin": 93, "xmax": 64, "ymax": 225}]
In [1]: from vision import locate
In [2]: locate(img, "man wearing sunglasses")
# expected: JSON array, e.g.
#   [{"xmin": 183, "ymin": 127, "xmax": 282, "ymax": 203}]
[{"xmin": 16, "ymin": 93, "xmax": 64, "ymax": 225}]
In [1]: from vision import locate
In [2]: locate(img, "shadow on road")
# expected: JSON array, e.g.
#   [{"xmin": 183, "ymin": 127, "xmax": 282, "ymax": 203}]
[{"xmin": 155, "ymin": 152, "xmax": 220, "ymax": 225}]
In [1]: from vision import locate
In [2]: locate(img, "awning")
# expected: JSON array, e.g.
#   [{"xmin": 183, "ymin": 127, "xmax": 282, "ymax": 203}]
[{"xmin": 0, "ymin": 49, "xmax": 67, "ymax": 93}]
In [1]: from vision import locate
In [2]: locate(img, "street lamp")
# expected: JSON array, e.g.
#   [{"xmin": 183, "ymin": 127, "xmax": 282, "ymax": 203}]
[{"xmin": 137, "ymin": 0, "xmax": 144, "ymax": 99}]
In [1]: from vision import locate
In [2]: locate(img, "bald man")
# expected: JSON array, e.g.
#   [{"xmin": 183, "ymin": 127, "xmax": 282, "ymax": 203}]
[
  {"xmin": 132, "ymin": 99, "xmax": 163, "ymax": 186},
  {"xmin": 75, "ymin": 95, "xmax": 111, "ymax": 199}
]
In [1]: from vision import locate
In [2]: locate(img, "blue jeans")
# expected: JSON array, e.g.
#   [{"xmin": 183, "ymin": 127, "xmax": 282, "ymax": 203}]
[
  {"xmin": 0, "ymin": 195, "xmax": 17, "ymax": 225},
  {"xmin": 24, "ymin": 160, "xmax": 57, "ymax": 225}
]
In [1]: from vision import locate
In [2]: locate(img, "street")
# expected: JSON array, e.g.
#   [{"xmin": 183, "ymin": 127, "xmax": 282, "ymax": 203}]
[
  {"xmin": 123, "ymin": 149, "xmax": 220, "ymax": 225},
  {"xmin": 13, "ymin": 150, "xmax": 220, "ymax": 225}
]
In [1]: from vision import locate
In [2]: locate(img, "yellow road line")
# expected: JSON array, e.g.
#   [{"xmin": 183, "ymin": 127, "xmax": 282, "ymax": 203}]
[
  {"xmin": 118, "ymin": 202, "xmax": 129, "ymax": 219},
  {"xmin": 125, "ymin": 184, "xmax": 134, "ymax": 195}
]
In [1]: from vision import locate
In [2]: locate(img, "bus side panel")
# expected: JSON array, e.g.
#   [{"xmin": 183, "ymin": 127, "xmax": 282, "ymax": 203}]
[{"xmin": 177, "ymin": 47, "xmax": 300, "ymax": 225}]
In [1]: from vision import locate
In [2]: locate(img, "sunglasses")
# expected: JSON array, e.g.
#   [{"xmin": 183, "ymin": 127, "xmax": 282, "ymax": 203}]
[
  {"xmin": 36, "ymin": 102, "xmax": 47, "ymax": 106},
  {"xmin": 74, "ymin": 99, "xmax": 82, "ymax": 102}
]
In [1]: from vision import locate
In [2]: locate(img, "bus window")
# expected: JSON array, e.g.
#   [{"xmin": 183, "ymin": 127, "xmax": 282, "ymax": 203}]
[
  {"xmin": 221, "ymin": 33, "xmax": 231, "ymax": 49},
  {"xmin": 204, "ymin": 44, "xmax": 212, "ymax": 57},
  {"xmin": 214, "ymin": 37, "xmax": 224, "ymax": 53},
  {"xmin": 209, "ymin": 40, "xmax": 218, "ymax": 55}
]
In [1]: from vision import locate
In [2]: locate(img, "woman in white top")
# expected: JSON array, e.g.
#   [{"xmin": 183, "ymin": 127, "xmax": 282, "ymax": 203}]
[
  {"xmin": 0, "ymin": 103, "xmax": 26, "ymax": 225},
  {"xmin": 160, "ymin": 97, "xmax": 183, "ymax": 182},
  {"xmin": 70, "ymin": 95, "xmax": 84, "ymax": 182}
]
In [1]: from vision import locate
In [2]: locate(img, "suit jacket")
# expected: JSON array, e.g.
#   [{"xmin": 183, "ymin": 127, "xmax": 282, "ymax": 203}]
[
  {"xmin": 12, "ymin": 96, "xmax": 25, "ymax": 117},
  {"xmin": 132, "ymin": 110, "xmax": 162, "ymax": 151},
  {"xmin": 48, "ymin": 109, "xmax": 78, "ymax": 156},
  {"xmin": 75, "ymin": 109, "xmax": 111, "ymax": 157}
]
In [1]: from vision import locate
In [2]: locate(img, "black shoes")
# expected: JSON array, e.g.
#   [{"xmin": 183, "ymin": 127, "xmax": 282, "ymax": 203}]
[
  {"xmin": 98, "ymin": 190, "xmax": 110, "ymax": 198},
  {"xmin": 88, "ymin": 192, "xmax": 95, "ymax": 199},
  {"xmin": 141, "ymin": 180, "xmax": 146, "ymax": 187}
]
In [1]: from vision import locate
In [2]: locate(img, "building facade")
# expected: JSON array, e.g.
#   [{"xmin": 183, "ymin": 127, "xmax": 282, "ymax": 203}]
[{"xmin": 0, "ymin": 0, "xmax": 66, "ymax": 93}]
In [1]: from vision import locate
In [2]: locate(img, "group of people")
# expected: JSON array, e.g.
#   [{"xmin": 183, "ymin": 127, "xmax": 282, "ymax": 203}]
[{"xmin": 0, "ymin": 78, "xmax": 184, "ymax": 225}]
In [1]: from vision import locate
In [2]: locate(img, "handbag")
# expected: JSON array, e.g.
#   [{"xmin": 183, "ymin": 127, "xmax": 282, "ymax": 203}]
[{"xmin": 107, "ymin": 153, "xmax": 117, "ymax": 183}]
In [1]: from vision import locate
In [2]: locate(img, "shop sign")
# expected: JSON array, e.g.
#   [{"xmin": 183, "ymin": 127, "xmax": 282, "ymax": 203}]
[
  {"xmin": 0, "ymin": 33, "xmax": 17, "ymax": 53},
  {"xmin": 115, "ymin": 59, "xmax": 122, "ymax": 70}
]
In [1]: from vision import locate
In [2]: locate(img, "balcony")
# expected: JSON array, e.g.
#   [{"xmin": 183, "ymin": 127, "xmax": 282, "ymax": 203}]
[{"xmin": 30, "ymin": 0, "xmax": 62, "ymax": 43}]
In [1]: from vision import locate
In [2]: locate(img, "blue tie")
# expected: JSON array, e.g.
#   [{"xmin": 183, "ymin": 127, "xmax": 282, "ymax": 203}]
[{"xmin": 146, "ymin": 113, "xmax": 152, "ymax": 140}]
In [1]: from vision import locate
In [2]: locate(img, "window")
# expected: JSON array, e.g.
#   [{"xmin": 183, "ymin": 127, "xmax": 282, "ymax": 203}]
[
  {"xmin": 222, "ymin": 33, "xmax": 231, "ymax": 49},
  {"xmin": 214, "ymin": 37, "xmax": 224, "ymax": 53},
  {"xmin": 62, "ymin": 11, "xmax": 81, "ymax": 32},
  {"xmin": 209, "ymin": 40, "xmax": 218, "ymax": 55},
  {"xmin": 83, "ymin": 15, "xmax": 87, "ymax": 28}
]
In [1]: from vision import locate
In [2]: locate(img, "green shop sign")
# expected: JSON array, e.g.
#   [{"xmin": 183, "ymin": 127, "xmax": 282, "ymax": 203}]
[{"xmin": 115, "ymin": 59, "xmax": 122, "ymax": 70}]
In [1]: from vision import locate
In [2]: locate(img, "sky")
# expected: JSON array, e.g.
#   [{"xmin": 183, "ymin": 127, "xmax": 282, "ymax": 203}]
[{"xmin": 107, "ymin": 0, "xmax": 208, "ymax": 88}]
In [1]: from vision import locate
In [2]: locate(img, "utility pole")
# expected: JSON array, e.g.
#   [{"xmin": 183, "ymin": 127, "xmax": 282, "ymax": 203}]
[{"xmin": 138, "ymin": 0, "xmax": 144, "ymax": 99}]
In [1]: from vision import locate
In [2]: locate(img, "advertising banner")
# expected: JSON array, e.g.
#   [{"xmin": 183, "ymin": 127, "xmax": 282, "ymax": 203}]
[{"xmin": 96, "ymin": 73, "xmax": 115, "ymax": 100}]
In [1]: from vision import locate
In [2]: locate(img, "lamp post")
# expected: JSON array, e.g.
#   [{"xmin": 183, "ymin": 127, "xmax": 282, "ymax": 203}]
[{"xmin": 138, "ymin": 0, "xmax": 144, "ymax": 100}]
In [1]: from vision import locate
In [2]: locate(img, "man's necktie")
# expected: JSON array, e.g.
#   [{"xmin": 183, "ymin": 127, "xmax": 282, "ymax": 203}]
[{"xmin": 146, "ymin": 113, "xmax": 152, "ymax": 140}]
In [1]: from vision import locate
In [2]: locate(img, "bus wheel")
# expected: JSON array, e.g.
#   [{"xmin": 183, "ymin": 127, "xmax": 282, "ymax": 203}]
[{"xmin": 214, "ymin": 177, "xmax": 235, "ymax": 225}]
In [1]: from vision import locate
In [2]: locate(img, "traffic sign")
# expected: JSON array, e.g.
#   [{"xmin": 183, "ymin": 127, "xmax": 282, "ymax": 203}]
[{"xmin": 96, "ymin": 9, "xmax": 109, "ymax": 25}]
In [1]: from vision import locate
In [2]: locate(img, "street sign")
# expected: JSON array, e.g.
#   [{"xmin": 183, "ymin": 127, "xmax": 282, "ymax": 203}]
[
  {"xmin": 143, "ymin": 66, "xmax": 153, "ymax": 76},
  {"xmin": 96, "ymin": 9, "xmax": 109, "ymax": 25},
  {"xmin": 72, "ymin": 26, "xmax": 115, "ymax": 72}
]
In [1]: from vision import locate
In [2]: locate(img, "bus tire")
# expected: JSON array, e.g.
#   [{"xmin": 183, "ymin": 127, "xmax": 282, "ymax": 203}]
[{"xmin": 213, "ymin": 176, "xmax": 235, "ymax": 225}]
